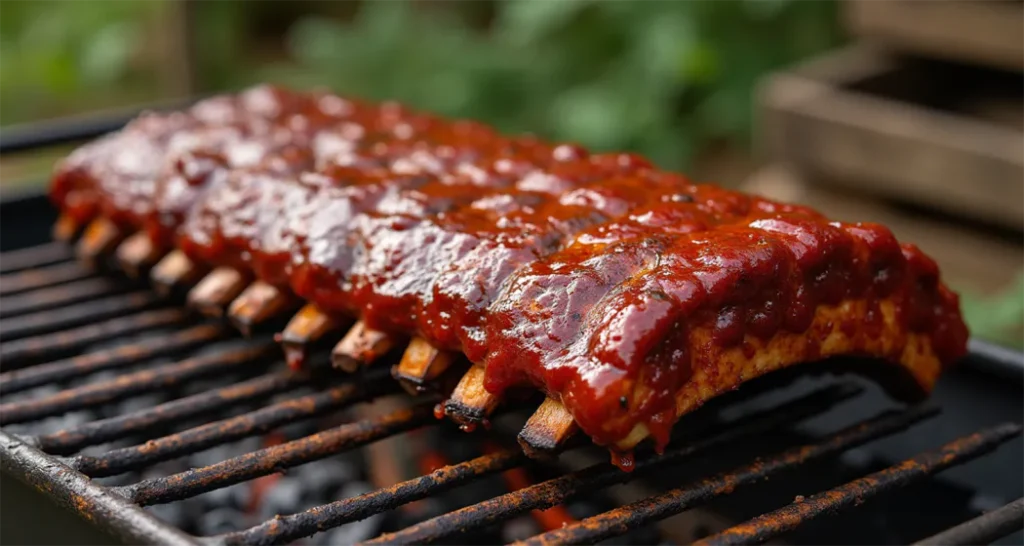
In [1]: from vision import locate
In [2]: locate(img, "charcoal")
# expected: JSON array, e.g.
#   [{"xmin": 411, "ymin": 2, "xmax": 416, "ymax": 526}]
[
  {"xmin": 295, "ymin": 457, "xmax": 357, "ymax": 499},
  {"xmin": 259, "ymin": 477, "xmax": 306, "ymax": 520},
  {"xmin": 146, "ymin": 502, "xmax": 188, "ymax": 529},
  {"xmin": 502, "ymin": 516, "xmax": 541, "ymax": 543},
  {"xmin": 197, "ymin": 507, "xmax": 249, "ymax": 536},
  {"xmin": 117, "ymin": 393, "xmax": 168, "ymax": 415},
  {"xmin": 200, "ymin": 482, "xmax": 249, "ymax": 510}
]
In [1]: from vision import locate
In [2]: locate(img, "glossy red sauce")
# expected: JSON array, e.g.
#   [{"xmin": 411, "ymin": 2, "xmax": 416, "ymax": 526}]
[
  {"xmin": 482, "ymin": 211, "xmax": 966, "ymax": 449},
  {"xmin": 51, "ymin": 87, "xmax": 969, "ymax": 461},
  {"xmin": 50, "ymin": 85, "xmax": 324, "ymax": 233}
]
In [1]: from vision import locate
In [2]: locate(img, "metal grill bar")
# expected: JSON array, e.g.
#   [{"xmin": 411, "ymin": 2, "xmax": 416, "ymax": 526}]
[
  {"xmin": 496, "ymin": 406, "xmax": 941, "ymax": 546},
  {"xmin": 0, "ymin": 431, "xmax": 200, "ymax": 546},
  {"xmin": 0, "ymin": 242, "xmax": 74, "ymax": 274},
  {"xmin": 117, "ymin": 402, "xmax": 438, "ymax": 506},
  {"xmin": 691, "ymin": 424, "xmax": 1024, "ymax": 546},
  {"xmin": 912, "ymin": 497, "xmax": 1024, "ymax": 546},
  {"xmin": 0, "ymin": 277, "xmax": 131, "ymax": 317},
  {"xmin": 0, "ymin": 291, "xmax": 165, "ymax": 341},
  {"xmin": 0, "ymin": 323, "xmax": 228, "ymax": 395},
  {"xmin": 0, "ymin": 343, "xmax": 276, "ymax": 425},
  {"xmin": 225, "ymin": 383, "xmax": 858, "ymax": 546},
  {"xmin": 222, "ymin": 449, "xmax": 528, "ymax": 546},
  {"xmin": 0, "ymin": 308, "xmax": 188, "ymax": 369},
  {"xmin": 71, "ymin": 369, "xmax": 400, "ymax": 477},
  {"xmin": 35, "ymin": 369, "xmax": 307, "ymax": 455},
  {"xmin": 0, "ymin": 261, "xmax": 94, "ymax": 296}
]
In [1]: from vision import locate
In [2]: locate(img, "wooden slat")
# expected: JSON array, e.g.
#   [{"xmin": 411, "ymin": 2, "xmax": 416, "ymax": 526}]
[
  {"xmin": 759, "ymin": 46, "xmax": 1024, "ymax": 229},
  {"xmin": 846, "ymin": 0, "xmax": 1024, "ymax": 72}
]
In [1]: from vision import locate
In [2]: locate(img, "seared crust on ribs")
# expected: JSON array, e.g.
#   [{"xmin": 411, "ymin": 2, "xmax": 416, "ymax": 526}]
[
  {"xmin": 48, "ymin": 85, "xmax": 968, "ymax": 469},
  {"xmin": 610, "ymin": 299, "xmax": 942, "ymax": 452}
]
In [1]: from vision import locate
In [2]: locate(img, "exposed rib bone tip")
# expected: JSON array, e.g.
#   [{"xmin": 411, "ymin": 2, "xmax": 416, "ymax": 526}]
[
  {"xmin": 518, "ymin": 397, "xmax": 579, "ymax": 459},
  {"xmin": 279, "ymin": 303, "xmax": 344, "ymax": 369},
  {"xmin": 150, "ymin": 250, "xmax": 205, "ymax": 296},
  {"xmin": 115, "ymin": 232, "xmax": 164, "ymax": 279},
  {"xmin": 444, "ymin": 365, "xmax": 499, "ymax": 427},
  {"xmin": 227, "ymin": 281, "xmax": 298, "ymax": 337},
  {"xmin": 52, "ymin": 214, "xmax": 81, "ymax": 242},
  {"xmin": 186, "ymin": 267, "xmax": 248, "ymax": 317},
  {"xmin": 331, "ymin": 321, "xmax": 398, "ymax": 372},
  {"xmin": 75, "ymin": 217, "xmax": 124, "ymax": 267},
  {"xmin": 392, "ymin": 337, "xmax": 455, "ymax": 394}
]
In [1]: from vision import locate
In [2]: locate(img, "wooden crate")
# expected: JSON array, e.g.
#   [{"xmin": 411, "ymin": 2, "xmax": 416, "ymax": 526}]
[
  {"xmin": 758, "ymin": 45, "xmax": 1023, "ymax": 230},
  {"xmin": 845, "ymin": 0, "xmax": 1024, "ymax": 72}
]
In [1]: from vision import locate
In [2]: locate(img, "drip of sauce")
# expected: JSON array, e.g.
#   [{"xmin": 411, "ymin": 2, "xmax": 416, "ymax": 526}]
[{"xmin": 52, "ymin": 87, "xmax": 968, "ymax": 471}]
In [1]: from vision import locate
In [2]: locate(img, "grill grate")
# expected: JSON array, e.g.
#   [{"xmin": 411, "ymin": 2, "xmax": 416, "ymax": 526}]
[
  {"xmin": 5, "ymin": 109, "xmax": 1022, "ymax": 545},
  {"xmin": 0, "ymin": 250, "xmax": 1021, "ymax": 545}
]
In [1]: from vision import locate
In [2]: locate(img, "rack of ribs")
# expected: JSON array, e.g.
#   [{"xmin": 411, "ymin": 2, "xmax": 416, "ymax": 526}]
[{"xmin": 48, "ymin": 85, "xmax": 969, "ymax": 470}]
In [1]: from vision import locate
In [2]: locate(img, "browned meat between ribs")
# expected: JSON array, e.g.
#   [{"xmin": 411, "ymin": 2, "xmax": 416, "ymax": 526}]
[{"xmin": 49, "ymin": 85, "xmax": 969, "ymax": 469}]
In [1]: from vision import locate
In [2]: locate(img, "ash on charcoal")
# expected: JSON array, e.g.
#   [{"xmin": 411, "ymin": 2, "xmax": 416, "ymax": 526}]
[
  {"xmin": 191, "ymin": 481, "xmax": 250, "ymax": 510},
  {"xmin": 314, "ymin": 482, "xmax": 384, "ymax": 545},
  {"xmin": 197, "ymin": 506, "xmax": 252, "ymax": 536},
  {"xmin": 146, "ymin": 500, "xmax": 203, "ymax": 530},
  {"xmin": 294, "ymin": 456, "xmax": 358, "ymax": 498},
  {"xmin": 258, "ymin": 477, "xmax": 308, "ymax": 521},
  {"xmin": 502, "ymin": 516, "xmax": 542, "ymax": 543},
  {"xmin": 190, "ymin": 437, "xmax": 263, "ymax": 469}
]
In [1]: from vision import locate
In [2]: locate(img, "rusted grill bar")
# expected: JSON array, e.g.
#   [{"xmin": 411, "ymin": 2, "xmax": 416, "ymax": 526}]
[
  {"xmin": 366, "ymin": 399, "xmax": 937, "ymax": 544},
  {"xmin": 0, "ymin": 343, "xmax": 276, "ymax": 425},
  {"xmin": 0, "ymin": 241, "xmax": 74, "ymax": 274},
  {"xmin": 0, "ymin": 430, "xmax": 200, "ymax": 546},
  {"xmin": 692, "ymin": 424, "xmax": 1024, "ymax": 546},
  {"xmin": 71, "ymin": 369, "xmax": 400, "ymax": 477},
  {"xmin": 117, "ymin": 402, "xmax": 438, "ymax": 506},
  {"xmin": 223, "ymin": 383, "xmax": 858, "ymax": 546},
  {"xmin": 0, "ymin": 260, "xmax": 94, "ymax": 296},
  {"xmin": 223, "ymin": 450, "xmax": 528, "ymax": 546},
  {"xmin": 0, "ymin": 238, "xmax": 1020, "ymax": 546},
  {"xmin": 34, "ymin": 368, "xmax": 307, "ymax": 455},
  {"xmin": 913, "ymin": 497, "xmax": 1024, "ymax": 546},
  {"xmin": 0, "ymin": 307, "xmax": 189, "ymax": 369},
  {"xmin": 0, "ymin": 277, "xmax": 132, "ymax": 317},
  {"xmin": 0, "ymin": 291, "xmax": 165, "ymax": 342},
  {"xmin": 0, "ymin": 323, "xmax": 228, "ymax": 395}
]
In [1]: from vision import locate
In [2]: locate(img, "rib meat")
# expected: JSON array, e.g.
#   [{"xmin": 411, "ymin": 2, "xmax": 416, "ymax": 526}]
[{"xmin": 48, "ymin": 85, "xmax": 969, "ymax": 468}]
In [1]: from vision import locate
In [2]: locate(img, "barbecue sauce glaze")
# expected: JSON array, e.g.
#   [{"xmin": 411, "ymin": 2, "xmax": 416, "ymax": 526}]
[{"xmin": 50, "ymin": 86, "xmax": 969, "ymax": 467}]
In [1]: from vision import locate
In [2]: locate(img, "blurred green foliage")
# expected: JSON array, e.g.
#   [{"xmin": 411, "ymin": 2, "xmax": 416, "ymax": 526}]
[
  {"xmin": 2, "ymin": 0, "xmax": 843, "ymax": 169},
  {"xmin": 221, "ymin": 0, "xmax": 844, "ymax": 170},
  {"xmin": 0, "ymin": 0, "xmax": 164, "ymax": 124},
  {"xmin": 961, "ymin": 274, "xmax": 1024, "ymax": 349},
  {"xmin": 1, "ymin": 0, "xmax": 1019, "ymax": 348}
]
